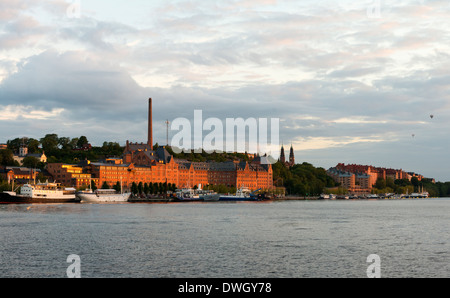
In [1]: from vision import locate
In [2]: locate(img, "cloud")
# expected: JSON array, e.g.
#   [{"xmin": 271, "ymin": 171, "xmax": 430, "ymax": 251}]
[
  {"xmin": 0, "ymin": 50, "xmax": 143, "ymax": 111},
  {"xmin": 0, "ymin": 105, "xmax": 64, "ymax": 121},
  {"xmin": 1, "ymin": 0, "xmax": 450, "ymax": 180}
]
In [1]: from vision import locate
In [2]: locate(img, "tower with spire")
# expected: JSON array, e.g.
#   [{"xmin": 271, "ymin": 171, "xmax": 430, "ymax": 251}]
[
  {"xmin": 279, "ymin": 143, "xmax": 295, "ymax": 168},
  {"xmin": 289, "ymin": 144, "xmax": 295, "ymax": 167},
  {"xmin": 280, "ymin": 144, "xmax": 286, "ymax": 164}
]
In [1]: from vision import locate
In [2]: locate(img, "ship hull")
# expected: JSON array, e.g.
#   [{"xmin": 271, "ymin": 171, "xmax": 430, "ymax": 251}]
[
  {"xmin": 201, "ymin": 194, "xmax": 220, "ymax": 201},
  {"xmin": 77, "ymin": 192, "xmax": 131, "ymax": 203},
  {"xmin": 218, "ymin": 196, "xmax": 259, "ymax": 202},
  {"xmin": 173, "ymin": 196, "xmax": 203, "ymax": 202},
  {"xmin": 0, "ymin": 192, "xmax": 80, "ymax": 204}
]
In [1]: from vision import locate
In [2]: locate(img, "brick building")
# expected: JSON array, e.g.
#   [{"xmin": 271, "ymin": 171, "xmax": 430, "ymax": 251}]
[
  {"xmin": 327, "ymin": 167, "xmax": 371, "ymax": 194},
  {"xmin": 47, "ymin": 163, "xmax": 95, "ymax": 189},
  {"xmin": 1, "ymin": 167, "xmax": 39, "ymax": 184},
  {"xmin": 329, "ymin": 163, "xmax": 424, "ymax": 194},
  {"xmin": 46, "ymin": 98, "xmax": 274, "ymax": 191}
]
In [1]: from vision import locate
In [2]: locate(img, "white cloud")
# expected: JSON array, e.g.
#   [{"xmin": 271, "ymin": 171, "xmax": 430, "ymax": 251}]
[
  {"xmin": 294, "ymin": 135, "xmax": 386, "ymax": 151},
  {"xmin": 0, "ymin": 105, "xmax": 64, "ymax": 120}
]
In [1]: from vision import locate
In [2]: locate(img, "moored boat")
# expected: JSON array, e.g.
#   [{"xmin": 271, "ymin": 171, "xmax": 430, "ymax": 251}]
[
  {"xmin": 336, "ymin": 195, "xmax": 349, "ymax": 200},
  {"xmin": 0, "ymin": 182, "xmax": 79, "ymax": 204},
  {"xmin": 76, "ymin": 189, "xmax": 131, "ymax": 203},
  {"xmin": 173, "ymin": 188, "xmax": 203, "ymax": 202},
  {"xmin": 366, "ymin": 194, "xmax": 379, "ymax": 199},
  {"xmin": 218, "ymin": 187, "xmax": 261, "ymax": 201},
  {"xmin": 199, "ymin": 190, "xmax": 220, "ymax": 201}
]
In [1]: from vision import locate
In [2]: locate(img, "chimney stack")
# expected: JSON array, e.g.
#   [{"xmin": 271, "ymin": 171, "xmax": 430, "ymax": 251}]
[{"xmin": 148, "ymin": 98, "xmax": 153, "ymax": 150}]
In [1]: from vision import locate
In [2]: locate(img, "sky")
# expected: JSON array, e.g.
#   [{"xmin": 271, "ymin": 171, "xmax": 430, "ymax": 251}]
[{"xmin": 1, "ymin": 0, "xmax": 450, "ymax": 181}]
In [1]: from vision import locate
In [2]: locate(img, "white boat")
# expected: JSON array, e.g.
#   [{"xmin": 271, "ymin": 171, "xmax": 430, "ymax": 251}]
[
  {"xmin": 77, "ymin": 189, "xmax": 131, "ymax": 203},
  {"xmin": 219, "ymin": 187, "xmax": 260, "ymax": 201},
  {"xmin": 174, "ymin": 188, "xmax": 203, "ymax": 201},
  {"xmin": 1, "ymin": 182, "xmax": 79, "ymax": 204},
  {"xmin": 402, "ymin": 192, "xmax": 429, "ymax": 199},
  {"xmin": 420, "ymin": 192, "xmax": 429, "ymax": 198},
  {"xmin": 77, "ymin": 177, "xmax": 130, "ymax": 203},
  {"xmin": 194, "ymin": 188, "xmax": 220, "ymax": 201},
  {"xmin": 366, "ymin": 194, "xmax": 379, "ymax": 199},
  {"xmin": 200, "ymin": 191, "xmax": 220, "ymax": 201}
]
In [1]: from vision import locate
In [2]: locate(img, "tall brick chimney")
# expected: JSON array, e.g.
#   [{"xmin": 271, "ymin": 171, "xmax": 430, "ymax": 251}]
[{"xmin": 148, "ymin": 98, "xmax": 153, "ymax": 150}]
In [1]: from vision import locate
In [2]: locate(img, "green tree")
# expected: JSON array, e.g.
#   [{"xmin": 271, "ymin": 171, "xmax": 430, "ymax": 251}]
[
  {"xmin": 27, "ymin": 138, "xmax": 40, "ymax": 153},
  {"xmin": 153, "ymin": 182, "xmax": 159, "ymax": 194},
  {"xmin": 69, "ymin": 138, "xmax": 79, "ymax": 149},
  {"xmin": 131, "ymin": 182, "xmax": 138, "ymax": 195},
  {"xmin": 138, "ymin": 182, "xmax": 143, "ymax": 194},
  {"xmin": 22, "ymin": 156, "xmax": 40, "ymax": 168},
  {"xmin": 77, "ymin": 136, "xmax": 89, "ymax": 148},
  {"xmin": 144, "ymin": 183, "xmax": 149, "ymax": 195},
  {"xmin": 411, "ymin": 177, "xmax": 419, "ymax": 192},
  {"xmin": 101, "ymin": 142, "xmax": 122, "ymax": 155},
  {"xmin": 375, "ymin": 178, "xmax": 386, "ymax": 189},
  {"xmin": 0, "ymin": 149, "xmax": 15, "ymax": 166},
  {"xmin": 91, "ymin": 180, "xmax": 97, "ymax": 191},
  {"xmin": 101, "ymin": 181, "xmax": 110, "ymax": 189},
  {"xmin": 40, "ymin": 134, "xmax": 59, "ymax": 153},
  {"xmin": 7, "ymin": 138, "xmax": 23, "ymax": 152},
  {"xmin": 386, "ymin": 177, "xmax": 395, "ymax": 189},
  {"xmin": 58, "ymin": 137, "xmax": 72, "ymax": 151},
  {"xmin": 113, "ymin": 181, "xmax": 121, "ymax": 192}
]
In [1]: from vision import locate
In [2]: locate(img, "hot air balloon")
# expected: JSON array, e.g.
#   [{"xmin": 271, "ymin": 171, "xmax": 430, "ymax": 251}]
[
  {"xmin": 430, "ymin": 114, "xmax": 434, "ymax": 119},
  {"xmin": 412, "ymin": 134, "xmax": 415, "ymax": 138}
]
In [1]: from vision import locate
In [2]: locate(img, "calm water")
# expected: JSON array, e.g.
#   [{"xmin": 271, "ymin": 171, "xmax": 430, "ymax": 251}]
[{"xmin": 1, "ymin": 198, "xmax": 449, "ymax": 278}]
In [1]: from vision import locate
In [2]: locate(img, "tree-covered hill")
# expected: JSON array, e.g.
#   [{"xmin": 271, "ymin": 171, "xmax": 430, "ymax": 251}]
[{"xmin": 272, "ymin": 161, "xmax": 337, "ymax": 196}]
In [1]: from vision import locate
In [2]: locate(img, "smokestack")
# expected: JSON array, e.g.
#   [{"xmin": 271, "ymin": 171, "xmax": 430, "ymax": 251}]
[{"xmin": 148, "ymin": 98, "xmax": 153, "ymax": 150}]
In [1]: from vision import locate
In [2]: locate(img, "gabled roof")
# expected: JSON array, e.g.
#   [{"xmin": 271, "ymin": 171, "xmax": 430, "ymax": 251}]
[
  {"xmin": 156, "ymin": 147, "xmax": 172, "ymax": 164},
  {"xmin": 124, "ymin": 142, "xmax": 151, "ymax": 154},
  {"xmin": 209, "ymin": 161, "xmax": 236, "ymax": 171}
]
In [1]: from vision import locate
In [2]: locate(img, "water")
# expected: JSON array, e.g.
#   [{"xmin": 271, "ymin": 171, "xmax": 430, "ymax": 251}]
[{"xmin": 1, "ymin": 199, "xmax": 449, "ymax": 278}]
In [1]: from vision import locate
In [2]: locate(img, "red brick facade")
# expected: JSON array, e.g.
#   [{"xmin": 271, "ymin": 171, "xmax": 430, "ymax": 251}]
[
  {"xmin": 48, "ymin": 146, "xmax": 273, "ymax": 191},
  {"xmin": 45, "ymin": 98, "xmax": 273, "ymax": 191}
]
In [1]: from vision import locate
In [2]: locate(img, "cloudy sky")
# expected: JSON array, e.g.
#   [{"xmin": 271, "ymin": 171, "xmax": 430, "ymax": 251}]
[{"xmin": 1, "ymin": 0, "xmax": 450, "ymax": 181}]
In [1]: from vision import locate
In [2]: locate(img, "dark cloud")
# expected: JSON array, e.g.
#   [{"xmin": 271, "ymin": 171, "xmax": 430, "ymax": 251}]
[{"xmin": 0, "ymin": 50, "xmax": 145, "ymax": 114}]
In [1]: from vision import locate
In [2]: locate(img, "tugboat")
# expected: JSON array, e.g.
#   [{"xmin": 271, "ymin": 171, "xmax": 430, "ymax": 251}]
[{"xmin": 0, "ymin": 182, "xmax": 80, "ymax": 204}]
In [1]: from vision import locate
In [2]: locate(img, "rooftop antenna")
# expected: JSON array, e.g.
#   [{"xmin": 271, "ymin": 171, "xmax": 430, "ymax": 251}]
[{"xmin": 165, "ymin": 119, "xmax": 170, "ymax": 146}]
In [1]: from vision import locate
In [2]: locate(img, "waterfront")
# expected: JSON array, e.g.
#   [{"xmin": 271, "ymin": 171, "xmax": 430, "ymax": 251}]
[{"xmin": 1, "ymin": 198, "xmax": 449, "ymax": 278}]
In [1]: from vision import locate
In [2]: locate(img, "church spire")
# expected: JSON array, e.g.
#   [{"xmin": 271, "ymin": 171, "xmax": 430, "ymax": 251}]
[
  {"xmin": 289, "ymin": 144, "xmax": 295, "ymax": 166},
  {"xmin": 280, "ymin": 144, "xmax": 286, "ymax": 164}
]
